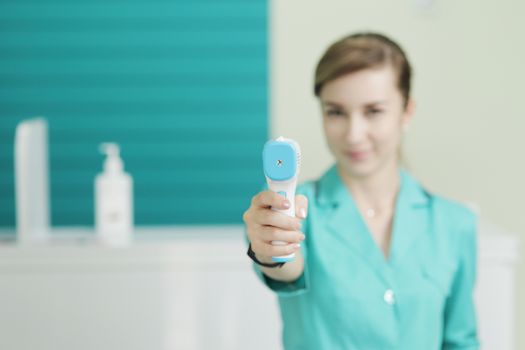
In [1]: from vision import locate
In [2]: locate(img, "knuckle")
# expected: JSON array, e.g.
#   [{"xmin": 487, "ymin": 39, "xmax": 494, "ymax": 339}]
[{"xmin": 242, "ymin": 210, "xmax": 250, "ymax": 223}]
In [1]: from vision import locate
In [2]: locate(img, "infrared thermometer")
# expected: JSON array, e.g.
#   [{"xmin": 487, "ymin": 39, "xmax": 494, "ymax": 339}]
[{"xmin": 262, "ymin": 136, "xmax": 301, "ymax": 263}]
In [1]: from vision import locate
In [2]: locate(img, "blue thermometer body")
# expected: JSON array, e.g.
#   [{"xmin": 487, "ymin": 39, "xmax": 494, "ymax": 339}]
[{"xmin": 263, "ymin": 137, "xmax": 301, "ymax": 262}]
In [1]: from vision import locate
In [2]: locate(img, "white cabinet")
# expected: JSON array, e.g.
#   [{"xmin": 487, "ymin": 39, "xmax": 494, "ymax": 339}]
[{"xmin": 475, "ymin": 219, "xmax": 520, "ymax": 350}]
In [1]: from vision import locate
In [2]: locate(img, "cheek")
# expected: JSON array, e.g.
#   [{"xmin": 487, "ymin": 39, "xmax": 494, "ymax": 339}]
[
  {"xmin": 323, "ymin": 119, "xmax": 344, "ymax": 142},
  {"xmin": 371, "ymin": 120, "xmax": 403, "ymax": 150}
]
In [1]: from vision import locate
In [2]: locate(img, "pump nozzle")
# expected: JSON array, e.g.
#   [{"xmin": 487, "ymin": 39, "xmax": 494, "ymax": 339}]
[
  {"xmin": 100, "ymin": 142, "xmax": 120, "ymax": 157},
  {"xmin": 99, "ymin": 142, "xmax": 124, "ymax": 173}
]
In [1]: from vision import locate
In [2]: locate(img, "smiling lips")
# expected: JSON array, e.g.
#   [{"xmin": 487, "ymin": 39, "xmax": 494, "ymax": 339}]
[{"xmin": 344, "ymin": 150, "xmax": 369, "ymax": 161}]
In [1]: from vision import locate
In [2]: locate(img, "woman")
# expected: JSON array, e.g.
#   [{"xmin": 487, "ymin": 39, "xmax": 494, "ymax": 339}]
[{"xmin": 243, "ymin": 32, "xmax": 479, "ymax": 350}]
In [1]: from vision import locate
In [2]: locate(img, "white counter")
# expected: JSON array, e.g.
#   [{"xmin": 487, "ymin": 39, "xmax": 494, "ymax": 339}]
[{"xmin": 0, "ymin": 222, "xmax": 520, "ymax": 350}]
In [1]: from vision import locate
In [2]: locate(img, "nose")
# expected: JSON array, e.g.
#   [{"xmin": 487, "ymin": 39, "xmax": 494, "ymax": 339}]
[{"xmin": 345, "ymin": 114, "xmax": 367, "ymax": 145}]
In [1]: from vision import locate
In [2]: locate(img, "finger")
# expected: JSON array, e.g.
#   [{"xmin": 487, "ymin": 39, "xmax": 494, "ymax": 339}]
[
  {"xmin": 294, "ymin": 194, "xmax": 309, "ymax": 219},
  {"xmin": 253, "ymin": 240, "xmax": 301, "ymax": 258},
  {"xmin": 260, "ymin": 226, "xmax": 305, "ymax": 244},
  {"xmin": 253, "ymin": 208, "xmax": 302, "ymax": 231},
  {"xmin": 252, "ymin": 190, "xmax": 291, "ymax": 210}
]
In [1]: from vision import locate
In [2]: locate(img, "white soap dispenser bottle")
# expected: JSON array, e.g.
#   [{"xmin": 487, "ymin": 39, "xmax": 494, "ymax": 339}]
[{"xmin": 95, "ymin": 143, "xmax": 133, "ymax": 246}]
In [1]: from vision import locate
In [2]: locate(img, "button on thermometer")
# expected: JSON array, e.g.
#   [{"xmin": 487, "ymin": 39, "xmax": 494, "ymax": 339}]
[{"xmin": 262, "ymin": 136, "xmax": 301, "ymax": 262}]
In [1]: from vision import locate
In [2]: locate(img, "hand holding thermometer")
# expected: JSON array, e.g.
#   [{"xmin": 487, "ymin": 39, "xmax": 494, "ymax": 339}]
[{"xmin": 262, "ymin": 136, "xmax": 301, "ymax": 263}]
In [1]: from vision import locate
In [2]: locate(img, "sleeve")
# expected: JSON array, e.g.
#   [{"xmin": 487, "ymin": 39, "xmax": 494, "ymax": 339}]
[
  {"xmin": 248, "ymin": 241, "xmax": 310, "ymax": 298},
  {"xmin": 442, "ymin": 210, "xmax": 480, "ymax": 350},
  {"xmin": 243, "ymin": 183, "xmax": 311, "ymax": 298}
]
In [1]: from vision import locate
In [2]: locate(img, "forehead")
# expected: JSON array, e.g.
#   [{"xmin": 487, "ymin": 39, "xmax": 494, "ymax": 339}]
[{"xmin": 319, "ymin": 66, "xmax": 398, "ymax": 105}]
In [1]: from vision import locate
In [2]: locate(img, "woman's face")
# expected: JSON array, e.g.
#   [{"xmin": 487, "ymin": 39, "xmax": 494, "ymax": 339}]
[{"xmin": 320, "ymin": 65, "xmax": 414, "ymax": 179}]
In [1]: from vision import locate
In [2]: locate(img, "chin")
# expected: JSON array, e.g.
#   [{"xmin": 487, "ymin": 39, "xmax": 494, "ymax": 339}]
[{"xmin": 337, "ymin": 157, "xmax": 377, "ymax": 179}]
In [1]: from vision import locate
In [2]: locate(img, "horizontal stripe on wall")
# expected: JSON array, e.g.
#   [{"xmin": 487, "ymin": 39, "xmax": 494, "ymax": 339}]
[{"xmin": 0, "ymin": 0, "xmax": 268, "ymax": 228}]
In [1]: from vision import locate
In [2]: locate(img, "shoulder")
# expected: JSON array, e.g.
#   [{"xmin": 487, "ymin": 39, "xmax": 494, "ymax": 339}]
[
  {"xmin": 428, "ymin": 193, "xmax": 478, "ymax": 261},
  {"xmin": 402, "ymin": 169, "xmax": 478, "ymax": 256},
  {"xmin": 431, "ymin": 194, "xmax": 478, "ymax": 232},
  {"xmin": 401, "ymin": 169, "xmax": 478, "ymax": 237}
]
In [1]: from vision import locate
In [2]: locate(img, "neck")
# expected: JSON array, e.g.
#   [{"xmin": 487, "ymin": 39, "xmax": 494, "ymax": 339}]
[{"xmin": 336, "ymin": 161, "xmax": 401, "ymax": 210}]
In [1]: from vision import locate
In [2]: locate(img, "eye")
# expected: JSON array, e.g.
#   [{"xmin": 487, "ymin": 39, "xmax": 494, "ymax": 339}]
[
  {"xmin": 325, "ymin": 109, "xmax": 345, "ymax": 117},
  {"xmin": 365, "ymin": 107, "xmax": 384, "ymax": 117}
]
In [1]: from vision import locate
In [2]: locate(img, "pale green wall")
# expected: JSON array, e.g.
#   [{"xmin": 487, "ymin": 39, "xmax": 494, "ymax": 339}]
[{"xmin": 270, "ymin": 0, "xmax": 524, "ymax": 348}]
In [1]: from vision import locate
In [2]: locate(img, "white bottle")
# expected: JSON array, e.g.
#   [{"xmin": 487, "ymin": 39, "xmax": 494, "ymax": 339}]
[{"xmin": 95, "ymin": 143, "xmax": 133, "ymax": 246}]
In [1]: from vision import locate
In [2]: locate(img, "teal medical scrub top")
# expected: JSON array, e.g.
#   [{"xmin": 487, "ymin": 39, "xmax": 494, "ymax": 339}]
[{"xmin": 249, "ymin": 165, "xmax": 479, "ymax": 350}]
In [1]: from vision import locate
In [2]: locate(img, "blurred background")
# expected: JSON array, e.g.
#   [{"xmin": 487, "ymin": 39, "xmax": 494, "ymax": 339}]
[
  {"xmin": 0, "ymin": 0, "xmax": 523, "ymax": 349},
  {"xmin": 0, "ymin": 0, "xmax": 267, "ymax": 226}
]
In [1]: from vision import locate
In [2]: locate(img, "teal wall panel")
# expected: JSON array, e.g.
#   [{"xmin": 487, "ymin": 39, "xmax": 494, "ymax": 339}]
[{"xmin": 0, "ymin": 0, "xmax": 268, "ymax": 227}]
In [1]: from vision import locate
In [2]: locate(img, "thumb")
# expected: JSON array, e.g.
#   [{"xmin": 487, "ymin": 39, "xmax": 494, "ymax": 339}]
[{"xmin": 295, "ymin": 194, "xmax": 308, "ymax": 219}]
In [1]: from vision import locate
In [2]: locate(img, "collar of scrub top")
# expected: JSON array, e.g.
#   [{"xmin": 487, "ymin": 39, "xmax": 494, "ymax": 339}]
[{"xmin": 314, "ymin": 164, "xmax": 432, "ymax": 284}]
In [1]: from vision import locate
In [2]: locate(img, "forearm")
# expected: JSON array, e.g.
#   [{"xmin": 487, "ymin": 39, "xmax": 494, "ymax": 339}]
[{"xmin": 257, "ymin": 249, "xmax": 304, "ymax": 282}]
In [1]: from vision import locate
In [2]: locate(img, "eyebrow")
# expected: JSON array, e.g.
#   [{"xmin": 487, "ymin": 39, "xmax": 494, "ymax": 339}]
[
  {"xmin": 322, "ymin": 100, "xmax": 388, "ymax": 108},
  {"xmin": 322, "ymin": 101, "xmax": 344, "ymax": 108}
]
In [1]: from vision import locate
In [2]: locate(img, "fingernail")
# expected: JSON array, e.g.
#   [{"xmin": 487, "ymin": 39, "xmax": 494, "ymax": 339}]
[
  {"xmin": 294, "ymin": 243, "xmax": 301, "ymax": 248},
  {"xmin": 283, "ymin": 200, "xmax": 291, "ymax": 208},
  {"xmin": 299, "ymin": 208, "xmax": 307, "ymax": 218},
  {"xmin": 300, "ymin": 234, "xmax": 306, "ymax": 241}
]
